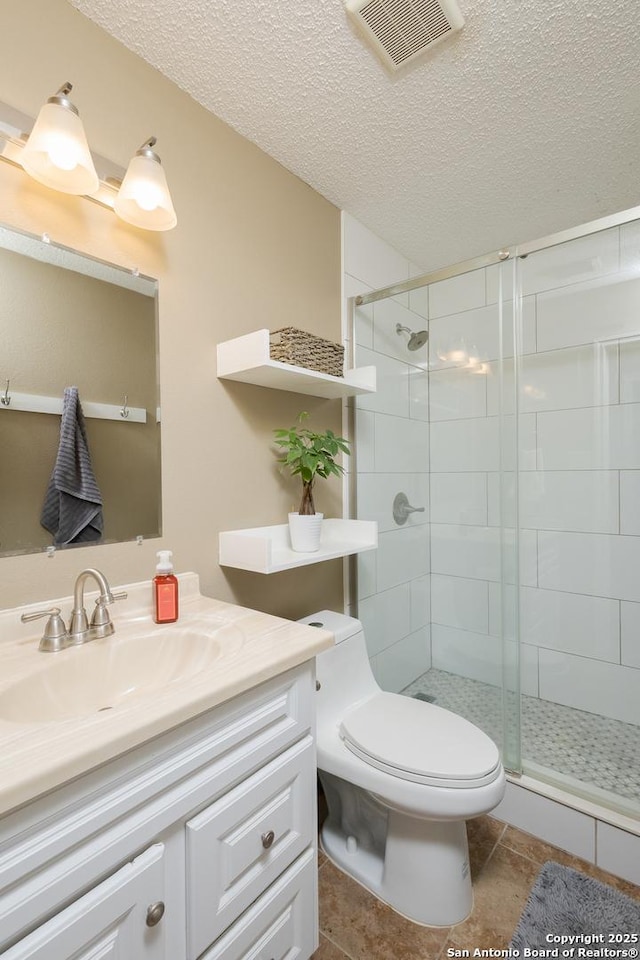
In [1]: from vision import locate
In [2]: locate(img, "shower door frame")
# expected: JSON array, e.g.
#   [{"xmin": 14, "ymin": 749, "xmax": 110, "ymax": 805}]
[{"xmin": 353, "ymin": 204, "xmax": 640, "ymax": 307}]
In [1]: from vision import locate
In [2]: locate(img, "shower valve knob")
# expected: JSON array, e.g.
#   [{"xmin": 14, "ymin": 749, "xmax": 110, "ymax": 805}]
[{"xmin": 393, "ymin": 492, "xmax": 425, "ymax": 526}]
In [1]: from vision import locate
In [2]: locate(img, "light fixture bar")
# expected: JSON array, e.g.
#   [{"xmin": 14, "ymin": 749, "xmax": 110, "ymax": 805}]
[{"xmin": 0, "ymin": 98, "xmax": 126, "ymax": 211}]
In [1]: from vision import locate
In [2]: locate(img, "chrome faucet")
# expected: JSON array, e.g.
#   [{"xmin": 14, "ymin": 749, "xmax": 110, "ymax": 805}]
[
  {"xmin": 20, "ymin": 569, "xmax": 128, "ymax": 652},
  {"xmin": 68, "ymin": 568, "xmax": 127, "ymax": 645}
]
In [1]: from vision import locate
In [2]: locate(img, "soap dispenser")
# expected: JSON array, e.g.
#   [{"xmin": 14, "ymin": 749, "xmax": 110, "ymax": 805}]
[{"xmin": 154, "ymin": 550, "xmax": 179, "ymax": 623}]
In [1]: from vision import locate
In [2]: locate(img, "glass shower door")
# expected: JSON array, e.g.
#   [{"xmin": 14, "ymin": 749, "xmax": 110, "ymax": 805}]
[{"xmin": 511, "ymin": 218, "xmax": 640, "ymax": 815}]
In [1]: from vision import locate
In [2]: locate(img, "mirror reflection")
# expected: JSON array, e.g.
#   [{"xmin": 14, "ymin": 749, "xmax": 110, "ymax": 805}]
[{"xmin": 0, "ymin": 226, "xmax": 161, "ymax": 556}]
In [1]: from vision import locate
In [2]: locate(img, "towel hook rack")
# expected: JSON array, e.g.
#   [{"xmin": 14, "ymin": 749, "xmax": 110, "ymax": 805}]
[
  {"xmin": 1, "ymin": 379, "xmax": 11, "ymax": 407},
  {"xmin": 120, "ymin": 395, "xmax": 130, "ymax": 419}
]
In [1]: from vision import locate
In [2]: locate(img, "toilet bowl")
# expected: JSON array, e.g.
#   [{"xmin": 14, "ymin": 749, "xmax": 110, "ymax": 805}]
[{"xmin": 301, "ymin": 610, "xmax": 506, "ymax": 927}]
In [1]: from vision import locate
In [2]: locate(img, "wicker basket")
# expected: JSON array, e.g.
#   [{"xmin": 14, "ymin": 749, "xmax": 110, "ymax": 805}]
[{"xmin": 269, "ymin": 327, "xmax": 344, "ymax": 378}]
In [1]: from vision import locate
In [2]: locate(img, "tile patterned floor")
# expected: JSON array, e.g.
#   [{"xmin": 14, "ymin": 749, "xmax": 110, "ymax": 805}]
[
  {"xmin": 402, "ymin": 669, "xmax": 640, "ymax": 809},
  {"xmin": 313, "ymin": 817, "xmax": 640, "ymax": 960}
]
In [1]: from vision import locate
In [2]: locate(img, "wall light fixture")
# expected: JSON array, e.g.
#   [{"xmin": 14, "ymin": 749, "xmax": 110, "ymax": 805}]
[
  {"xmin": 115, "ymin": 137, "xmax": 177, "ymax": 232},
  {"xmin": 20, "ymin": 83, "xmax": 99, "ymax": 196},
  {"xmin": 0, "ymin": 83, "xmax": 177, "ymax": 232}
]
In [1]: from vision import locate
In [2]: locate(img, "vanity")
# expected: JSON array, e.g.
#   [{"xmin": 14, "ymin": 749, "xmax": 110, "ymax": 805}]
[{"xmin": 0, "ymin": 573, "xmax": 333, "ymax": 959}]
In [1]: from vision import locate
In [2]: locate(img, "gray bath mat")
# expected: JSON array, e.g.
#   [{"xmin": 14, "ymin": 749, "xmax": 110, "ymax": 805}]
[{"xmin": 510, "ymin": 861, "xmax": 640, "ymax": 949}]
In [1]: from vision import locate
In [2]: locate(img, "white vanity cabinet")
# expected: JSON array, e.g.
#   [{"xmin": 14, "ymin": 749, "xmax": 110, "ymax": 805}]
[{"xmin": 0, "ymin": 662, "xmax": 318, "ymax": 960}]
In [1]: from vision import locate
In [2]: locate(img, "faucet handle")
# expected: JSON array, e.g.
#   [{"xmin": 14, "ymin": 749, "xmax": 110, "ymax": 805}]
[
  {"xmin": 90, "ymin": 590, "xmax": 128, "ymax": 638},
  {"xmin": 21, "ymin": 607, "xmax": 70, "ymax": 653}
]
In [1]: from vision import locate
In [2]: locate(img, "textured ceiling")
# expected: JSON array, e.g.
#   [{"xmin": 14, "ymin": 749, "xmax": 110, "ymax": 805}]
[{"xmin": 70, "ymin": 0, "xmax": 640, "ymax": 271}]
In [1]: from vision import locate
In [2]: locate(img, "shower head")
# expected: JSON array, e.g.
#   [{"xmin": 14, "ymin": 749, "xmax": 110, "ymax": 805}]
[{"xmin": 396, "ymin": 323, "xmax": 428, "ymax": 351}]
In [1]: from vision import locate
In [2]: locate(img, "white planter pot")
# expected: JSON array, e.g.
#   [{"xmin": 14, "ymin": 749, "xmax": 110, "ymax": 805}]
[{"xmin": 288, "ymin": 512, "xmax": 324, "ymax": 553}]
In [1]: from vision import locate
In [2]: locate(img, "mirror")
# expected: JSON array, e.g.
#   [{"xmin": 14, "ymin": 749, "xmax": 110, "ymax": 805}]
[{"xmin": 0, "ymin": 224, "xmax": 161, "ymax": 557}]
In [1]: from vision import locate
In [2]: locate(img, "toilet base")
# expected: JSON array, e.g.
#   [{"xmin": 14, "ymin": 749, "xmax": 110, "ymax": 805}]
[{"xmin": 320, "ymin": 773, "xmax": 473, "ymax": 927}]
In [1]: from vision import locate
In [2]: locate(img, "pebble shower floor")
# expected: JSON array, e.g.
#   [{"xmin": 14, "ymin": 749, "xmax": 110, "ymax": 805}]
[{"xmin": 402, "ymin": 669, "xmax": 640, "ymax": 810}]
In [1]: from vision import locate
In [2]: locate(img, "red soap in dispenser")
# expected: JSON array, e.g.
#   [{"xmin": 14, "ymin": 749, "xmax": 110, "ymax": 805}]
[{"xmin": 154, "ymin": 550, "xmax": 179, "ymax": 623}]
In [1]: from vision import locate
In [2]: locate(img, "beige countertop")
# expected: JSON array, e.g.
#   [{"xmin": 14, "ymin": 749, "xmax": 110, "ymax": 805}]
[{"xmin": 0, "ymin": 573, "xmax": 333, "ymax": 818}]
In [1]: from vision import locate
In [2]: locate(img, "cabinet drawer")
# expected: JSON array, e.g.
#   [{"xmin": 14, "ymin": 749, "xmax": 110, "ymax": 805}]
[
  {"xmin": 199, "ymin": 847, "xmax": 316, "ymax": 960},
  {"xmin": 1, "ymin": 844, "xmax": 166, "ymax": 960},
  {"xmin": 186, "ymin": 737, "xmax": 314, "ymax": 959}
]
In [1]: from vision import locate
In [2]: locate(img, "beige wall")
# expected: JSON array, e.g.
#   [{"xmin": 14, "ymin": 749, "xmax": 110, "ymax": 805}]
[{"xmin": 0, "ymin": 0, "xmax": 344, "ymax": 619}]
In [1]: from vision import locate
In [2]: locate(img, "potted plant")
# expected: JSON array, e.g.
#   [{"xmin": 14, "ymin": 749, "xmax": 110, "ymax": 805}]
[{"xmin": 273, "ymin": 412, "xmax": 351, "ymax": 552}]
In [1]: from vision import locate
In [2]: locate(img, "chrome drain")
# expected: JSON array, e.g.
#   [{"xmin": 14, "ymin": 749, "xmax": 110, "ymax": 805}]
[{"xmin": 412, "ymin": 692, "xmax": 436, "ymax": 704}]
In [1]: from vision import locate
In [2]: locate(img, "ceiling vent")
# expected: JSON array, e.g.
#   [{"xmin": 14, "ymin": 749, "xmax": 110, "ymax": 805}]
[{"xmin": 346, "ymin": 0, "xmax": 464, "ymax": 72}]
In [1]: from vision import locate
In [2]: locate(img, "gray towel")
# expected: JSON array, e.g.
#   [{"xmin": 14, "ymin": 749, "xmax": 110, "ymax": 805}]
[{"xmin": 41, "ymin": 387, "xmax": 104, "ymax": 545}]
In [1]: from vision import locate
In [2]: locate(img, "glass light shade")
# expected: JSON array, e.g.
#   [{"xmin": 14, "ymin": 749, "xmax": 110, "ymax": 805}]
[
  {"xmin": 21, "ymin": 101, "xmax": 99, "ymax": 195},
  {"xmin": 114, "ymin": 151, "xmax": 177, "ymax": 232}
]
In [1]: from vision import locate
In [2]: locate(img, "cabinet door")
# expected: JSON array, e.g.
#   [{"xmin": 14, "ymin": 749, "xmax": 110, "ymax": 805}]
[
  {"xmin": 2, "ymin": 844, "xmax": 167, "ymax": 960},
  {"xmin": 186, "ymin": 738, "xmax": 314, "ymax": 959}
]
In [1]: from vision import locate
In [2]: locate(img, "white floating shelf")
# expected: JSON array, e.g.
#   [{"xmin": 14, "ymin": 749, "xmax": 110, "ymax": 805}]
[
  {"xmin": 219, "ymin": 519, "xmax": 378, "ymax": 574},
  {"xmin": 216, "ymin": 329, "xmax": 376, "ymax": 399}
]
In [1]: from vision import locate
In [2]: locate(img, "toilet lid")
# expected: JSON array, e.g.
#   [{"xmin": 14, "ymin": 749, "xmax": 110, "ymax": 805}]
[{"xmin": 340, "ymin": 693, "xmax": 501, "ymax": 786}]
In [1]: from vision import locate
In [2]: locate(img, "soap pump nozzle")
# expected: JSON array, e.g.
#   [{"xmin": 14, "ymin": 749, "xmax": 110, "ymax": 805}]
[{"xmin": 156, "ymin": 550, "xmax": 174, "ymax": 574}]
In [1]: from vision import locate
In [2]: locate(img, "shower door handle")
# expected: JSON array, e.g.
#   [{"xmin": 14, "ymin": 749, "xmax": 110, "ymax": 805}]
[{"xmin": 393, "ymin": 492, "xmax": 425, "ymax": 526}]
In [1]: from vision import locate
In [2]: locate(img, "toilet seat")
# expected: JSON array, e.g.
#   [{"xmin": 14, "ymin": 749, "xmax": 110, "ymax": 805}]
[{"xmin": 339, "ymin": 692, "xmax": 502, "ymax": 789}]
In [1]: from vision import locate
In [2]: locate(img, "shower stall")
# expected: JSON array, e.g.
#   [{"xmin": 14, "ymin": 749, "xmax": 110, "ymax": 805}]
[{"xmin": 350, "ymin": 206, "xmax": 640, "ymax": 823}]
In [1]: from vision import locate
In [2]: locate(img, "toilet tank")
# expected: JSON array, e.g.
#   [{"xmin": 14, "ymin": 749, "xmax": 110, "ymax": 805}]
[
  {"xmin": 298, "ymin": 610, "xmax": 362, "ymax": 644},
  {"xmin": 299, "ymin": 610, "xmax": 379, "ymax": 722}
]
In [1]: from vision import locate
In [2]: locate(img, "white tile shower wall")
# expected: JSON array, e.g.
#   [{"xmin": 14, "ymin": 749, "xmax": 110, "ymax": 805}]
[
  {"xmin": 410, "ymin": 576, "xmax": 430, "ymax": 631},
  {"xmin": 371, "ymin": 626, "xmax": 431, "ymax": 693},
  {"xmin": 621, "ymin": 601, "xmax": 640, "ymax": 668},
  {"xmin": 343, "ymin": 212, "xmax": 431, "ymax": 691},
  {"xmin": 488, "ymin": 471, "xmax": 620, "ymax": 534},
  {"xmin": 429, "ymin": 224, "xmax": 640, "ymax": 725},
  {"xmin": 619, "ymin": 339, "xmax": 640, "ymax": 403},
  {"xmin": 376, "ymin": 526, "xmax": 430, "ymax": 593},
  {"xmin": 486, "ymin": 343, "xmax": 619, "ymax": 417},
  {"xmin": 431, "ymin": 624, "xmax": 539, "ymax": 697},
  {"xmin": 537, "ymin": 275, "xmax": 640, "ymax": 352},
  {"xmin": 358, "ymin": 583, "xmax": 411, "ymax": 658},
  {"xmin": 489, "ymin": 583, "xmax": 621, "ymax": 662},
  {"xmin": 430, "ymin": 473, "xmax": 488, "ymax": 526},
  {"xmin": 431, "ymin": 573, "xmax": 488, "ymax": 634},
  {"xmin": 538, "ymin": 649, "xmax": 640, "ymax": 726},
  {"xmin": 373, "ymin": 413, "xmax": 430, "ymax": 473},
  {"xmin": 429, "ymin": 297, "xmax": 537, "ymax": 369}
]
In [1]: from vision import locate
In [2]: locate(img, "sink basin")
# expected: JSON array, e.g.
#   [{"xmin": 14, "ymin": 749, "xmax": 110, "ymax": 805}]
[{"xmin": 0, "ymin": 620, "xmax": 244, "ymax": 724}]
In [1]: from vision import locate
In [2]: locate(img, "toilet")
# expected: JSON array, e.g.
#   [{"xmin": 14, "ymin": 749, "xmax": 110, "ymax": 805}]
[{"xmin": 301, "ymin": 610, "xmax": 506, "ymax": 927}]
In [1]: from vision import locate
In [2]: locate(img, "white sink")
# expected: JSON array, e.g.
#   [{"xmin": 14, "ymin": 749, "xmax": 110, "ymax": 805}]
[{"xmin": 0, "ymin": 619, "xmax": 244, "ymax": 724}]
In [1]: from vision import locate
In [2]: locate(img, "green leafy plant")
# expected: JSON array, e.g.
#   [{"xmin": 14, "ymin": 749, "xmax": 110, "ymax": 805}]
[{"xmin": 273, "ymin": 412, "xmax": 351, "ymax": 515}]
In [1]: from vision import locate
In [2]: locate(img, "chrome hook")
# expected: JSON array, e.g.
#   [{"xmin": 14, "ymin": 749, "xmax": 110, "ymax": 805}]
[
  {"xmin": 1, "ymin": 379, "xmax": 11, "ymax": 407},
  {"xmin": 120, "ymin": 394, "xmax": 130, "ymax": 419}
]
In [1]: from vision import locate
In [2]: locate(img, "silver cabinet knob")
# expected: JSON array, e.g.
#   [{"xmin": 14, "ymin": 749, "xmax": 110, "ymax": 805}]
[
  {"xmin": 146, "ymin": 901, "xmax": 165, "ymax": 927},
  {"xmin": 261, "ymin": 830, "xmax": 275, "ymax": 849}
]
